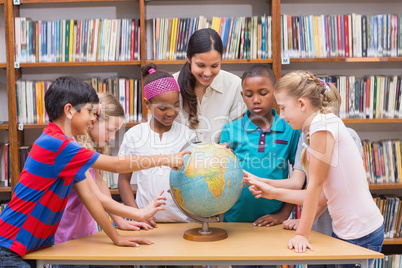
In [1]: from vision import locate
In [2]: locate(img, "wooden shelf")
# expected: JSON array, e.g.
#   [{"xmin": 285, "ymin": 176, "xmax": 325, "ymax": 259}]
[
  {"xmin": 110, "ymin": 184, "xmax": 137, "ymax": 195},
  {"xmin": 19, "ymin": 61, "xmax": 141, "ymax": 68},
  {"xmin": 20, "ymin": 0, "xmax": 137, "ymax": 3},
  {"xmin": 147, "ymin": 59, "xmax": 273, "ymax": 65},
  {"xmin": 369, "ymin": 183, "xmax": 402, "ymax": 190},
  {"xmin": 290, "ymin": 57, "xmax": 346, "ymax": 63},
  {"xmin": 0, "ymin": 124, "xmax": 8, "ymax": 130},
  {"xmin": 22, "ymin": 122, "xmax": 143, "ymax": 129},
  {"xmin": 123, "ymin": 121, "xmax": 141, "ymax": 128},
  {"xmin": 20, "ymin": 124, "xmax": 47, "ymax": 129},
  {"xmin": 0, "ymin": 63, "xmax": 6, "ymax": 68},
  {"xmin": 288, "ymin": 57, "xmax": 402, "ymax": 63},
  {"xmin": 383, "ymin": 238, "xmax": 402, "ymax": 245},
  {"xmin": 0, "ymin": 187, "xmax": 11, "ymax": 193},
  {"xmin": 342, "ymin": 118, "xmax": 402, "ymax": 124}
]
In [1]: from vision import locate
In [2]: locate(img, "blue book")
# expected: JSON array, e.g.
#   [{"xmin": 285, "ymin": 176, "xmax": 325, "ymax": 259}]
[
  {"xmin": 298, "ymin": 16, "xmax": 304, "ymax": 57},
  {"xmin": 42, "ymin": 21, "xmax": 47, "ymax": 62},
  {"xmin": 340, "ymin": 15, "xmax": 345, "ymax": 57},
  {"xmin": 307, "ymin": 16, "xmax": 312, "ymax": 57},
  {"xmin": 261, "ymin": 15, "xmax": 266, "ymax": 59},
  {"xmin": 223, "ymin": 17, "xmax": 231, "ymax": 55}
]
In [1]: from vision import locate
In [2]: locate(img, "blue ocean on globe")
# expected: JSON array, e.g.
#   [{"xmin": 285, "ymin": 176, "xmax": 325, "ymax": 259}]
[{"xmin": 170, "ymin": 143, "xmax": 243, "ymax": 218}]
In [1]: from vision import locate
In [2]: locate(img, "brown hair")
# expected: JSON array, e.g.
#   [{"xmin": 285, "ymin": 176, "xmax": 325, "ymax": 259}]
[
  {"xmin": 75, "ymin": 92, "xmax": 124, "ymax": 154},
  {"xmin": 274, "ymin": 70, "xmax": 341, "ymax": 171}
]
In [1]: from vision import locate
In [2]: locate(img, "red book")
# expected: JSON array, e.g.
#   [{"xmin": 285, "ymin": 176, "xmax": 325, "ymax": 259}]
[
  {"xmin": 372, "ymin": 142, "xmax": 381, "ymax": 183},
  {"xmin": 337, "ymin": 15, "xmax": 343, "ymax": 57},
  {"xmin": 130, "ymin": 19, "xmax": 135, "ymax": 60},
  {"xmin": 344, "ymin": 15, "xmax": 349, "ymax": 57}
]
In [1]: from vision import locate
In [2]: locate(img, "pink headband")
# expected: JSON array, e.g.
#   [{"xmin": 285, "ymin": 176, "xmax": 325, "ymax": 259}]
[{"xmin": 144, "ymin": 77, "xmax": 180, "ymax": 100}]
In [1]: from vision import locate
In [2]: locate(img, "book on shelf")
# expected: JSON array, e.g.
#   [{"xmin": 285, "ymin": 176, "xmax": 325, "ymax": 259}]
[
  {"xmin": 362, "ymin": 140, "xmax": 402, "ymax": 185},
  {"xmin": 0, "ymin": 143, "xmax": 9, "ymax": 187},
  {"xmin": 14, "ymin": 17, "xmax": 140, "ymax": 63},
  {"xmin": 147, "ymin": 15, "xmax": 272, "ymax": 61},
  {"xmin": 19, "ymin": 145, "xmax": 31, "ymax": 174},
  {"xmin": 0, "ymin": 201, "xmax": 9, "ymax": 214},
  {"xmin": 16, "ymin": 77, "xmax": 142, "ymax": 125},
  {"xmin": 323, "ymin": 75, "xmax": 402, "ymax": 119},
  {"xmin": 281, "ymin": 13, "xmax": 402, "ymax": 59},
  {"xmin": 373, "ymin": 195, "xmax": 402, "ymax": 239}
]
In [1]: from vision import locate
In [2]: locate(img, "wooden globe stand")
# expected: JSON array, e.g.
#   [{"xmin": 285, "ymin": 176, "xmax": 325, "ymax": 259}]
[{"xmin": 183, "ymin": 222, "xmax": 228, "ymax": 242}]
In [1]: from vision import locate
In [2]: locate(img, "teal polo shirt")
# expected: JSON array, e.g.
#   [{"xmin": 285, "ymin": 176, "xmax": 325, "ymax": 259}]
[{"xmin": 220, "ymin": 109, "xmax": 300, "ymax": 222}]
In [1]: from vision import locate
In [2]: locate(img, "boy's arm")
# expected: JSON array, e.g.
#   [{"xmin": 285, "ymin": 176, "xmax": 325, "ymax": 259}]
[
  {"xmin": 92, "ymin": 152, "xmax": 188, "ymax": 173},
  {"xmin": 73, "ymin": 178, "xmax": 152, "ymax": 247},
  {"xmin": 254, "ymin": 202, "xmax": 295, "ymax": 227}
]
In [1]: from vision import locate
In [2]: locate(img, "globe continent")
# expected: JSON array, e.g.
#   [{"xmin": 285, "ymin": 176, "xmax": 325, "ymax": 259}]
[{"xmin": 170, "ymin": 143, "xmax": 243, "ymax": 218}]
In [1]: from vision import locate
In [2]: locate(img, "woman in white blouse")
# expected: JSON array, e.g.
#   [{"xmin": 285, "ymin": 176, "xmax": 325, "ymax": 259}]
[{"xmin": 174, "ymin": 28, "xmax": 246, "ymax": 143}]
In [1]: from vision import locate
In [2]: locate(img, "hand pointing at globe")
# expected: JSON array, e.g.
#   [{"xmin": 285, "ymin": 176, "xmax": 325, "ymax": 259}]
[{"xmin": 167, "ymin": 151, "xmax": 192, "ymax": 171}]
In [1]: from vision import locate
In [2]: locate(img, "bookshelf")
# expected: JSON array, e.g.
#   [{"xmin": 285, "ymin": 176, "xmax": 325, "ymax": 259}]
[
  {"xmin": 280, "ymin": 0, "xmax": 402, "ymax": 253},
  {"xmin": 0, "ymin": 0, "xmax": 401, "ymax": 249}
]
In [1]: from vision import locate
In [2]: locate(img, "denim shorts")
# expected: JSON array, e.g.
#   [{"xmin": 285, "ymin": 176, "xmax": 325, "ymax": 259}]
[
  {"xmin": 0, "ymin": 246, "xmax": 31, "ymax": 268},
  {"xmin": 332, "ymin": 224, "xmax": 384, "ymax": 268}
]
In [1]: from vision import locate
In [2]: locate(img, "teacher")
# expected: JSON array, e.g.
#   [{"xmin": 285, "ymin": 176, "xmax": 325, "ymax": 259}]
[{"xmin": 174, "ymin": 28, "xmax": 246, "ymax": 143}]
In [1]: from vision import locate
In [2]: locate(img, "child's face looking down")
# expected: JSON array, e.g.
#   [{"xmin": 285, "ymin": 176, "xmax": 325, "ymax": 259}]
[
  {"xmin": 90, "ymin": 116, "xmax": 124, "ymax": 147},
  {"xmin": 275, "ymin": 90, "xmax": 304, "ymax": 130},
  {"xmin": 241, "ymin": 76, "xmax": 275, "ymax": 119},
  {"xmin": 71, "ymin": 103, "xmax": 97, "ymax": 136},
  {"xmin": 149, "ymin": 90, "xmax": 180, "ymax": 127}
]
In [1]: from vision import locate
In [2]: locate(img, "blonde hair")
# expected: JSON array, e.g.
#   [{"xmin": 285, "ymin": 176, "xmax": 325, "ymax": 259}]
[
  {"xmin": 274, "ymin": 71, "xmax": 341, "ymax": 171},
  {"xmin": 75, "ymin": 92, "xmax": 125, "ymax": 154}
]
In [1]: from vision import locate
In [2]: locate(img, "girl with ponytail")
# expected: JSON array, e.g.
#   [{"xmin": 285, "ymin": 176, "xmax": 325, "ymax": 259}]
[
  {"xmin": 174, "ymin": 28, "xmax": 246, "ymax": 143},
  {"xmin": 245, "ymin": 71, "xmax": 383, "ymax": 267}
]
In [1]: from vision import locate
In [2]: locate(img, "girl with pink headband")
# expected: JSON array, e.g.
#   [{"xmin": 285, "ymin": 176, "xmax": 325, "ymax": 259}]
[{"xmin": 118, "ymin": 63, "xmax": 196, "ymax": 228}]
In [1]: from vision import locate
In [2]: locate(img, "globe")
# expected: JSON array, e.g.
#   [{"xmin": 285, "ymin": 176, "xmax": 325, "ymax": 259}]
[{"xmin": 170, "ymin": 142, "xmax": 243, "ymax": 224}]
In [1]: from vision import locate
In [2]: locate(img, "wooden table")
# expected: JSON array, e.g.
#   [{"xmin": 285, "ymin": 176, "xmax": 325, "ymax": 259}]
[{"xmin": 24, "ymin": 223, "xmax": 383, "ymax": 268}]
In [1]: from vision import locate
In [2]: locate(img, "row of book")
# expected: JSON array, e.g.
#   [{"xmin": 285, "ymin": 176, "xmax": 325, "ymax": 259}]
[
  {"xmin": 16, "ymin": 77, "xmax": 143, "ymax": 125},
  {"xmin": 374, "ymin": 194, "xmax": 402, "ymax": 239},
  {"xmin": 147, "ymin": 15, "xmax": 272, "ymax": 61},
  {"xmin": 85, "ymin": 77, "xmax": 143, "ymax": 123},
  {"xmin": 362, "ymin": 140, "xmax": 402, "ymax": 185},
  {"xmin": 319, "ymin": 75, "xmax": 402, "ymax": 119},
  {"xmin": 282, "ymin": 13, "xmax": 402, "ymax": 58},
  {"xmin": 0, "ymin": 143, "xmax": 10, "ymax": 187},
  {"xmin": 14, "ymin": 18, "xmax": 140, "ymax": 63},
  {"xmin": 374, "ymin": 255, "xmax": 402, "ymax": 268}
]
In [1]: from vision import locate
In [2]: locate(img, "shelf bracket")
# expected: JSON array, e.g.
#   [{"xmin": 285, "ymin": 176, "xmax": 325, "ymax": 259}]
[
  {"xmin": 13, "ymin": 0, "xmax": 20, "ymax": 6},
  {"xmin": 14, "ymin": 62, "xmax": 20, "ymax": 69}
]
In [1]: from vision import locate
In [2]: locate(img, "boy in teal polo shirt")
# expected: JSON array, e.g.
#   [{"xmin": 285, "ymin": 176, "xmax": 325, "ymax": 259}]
[{"xmin": 220, "ymin": 64, "xmax": 300, "ymax": 226}]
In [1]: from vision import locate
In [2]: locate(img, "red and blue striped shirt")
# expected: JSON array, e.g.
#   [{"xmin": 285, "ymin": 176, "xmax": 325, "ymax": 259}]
[{"xmin": 0, "ymin": 122, "xmax": 100, "ymax": 257}]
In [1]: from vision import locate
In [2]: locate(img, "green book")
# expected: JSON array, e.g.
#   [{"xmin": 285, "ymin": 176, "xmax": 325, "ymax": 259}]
[{"xmin": 65, "ymin": 19, "xmax": 70, "ymax": 62}]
